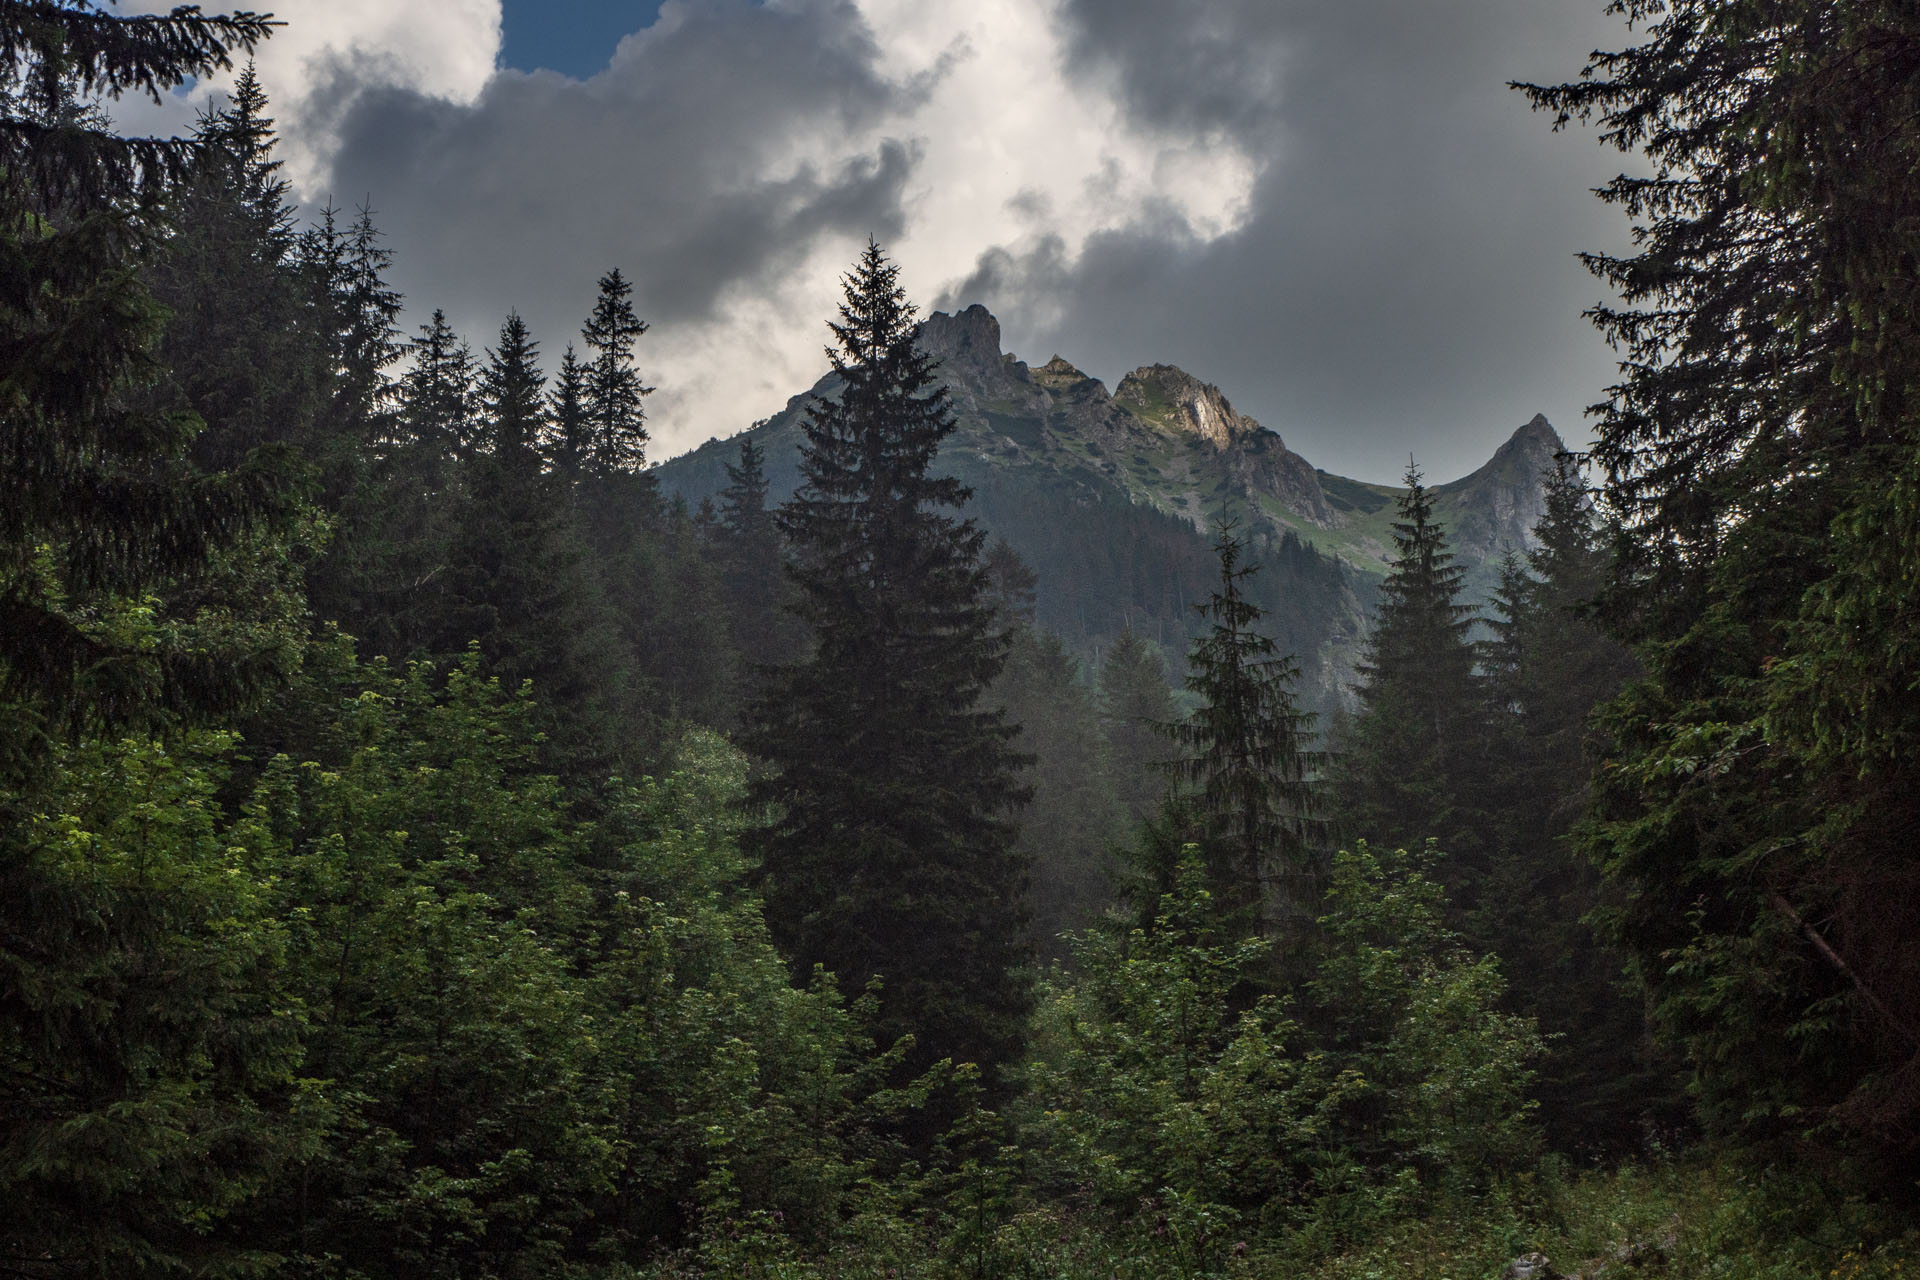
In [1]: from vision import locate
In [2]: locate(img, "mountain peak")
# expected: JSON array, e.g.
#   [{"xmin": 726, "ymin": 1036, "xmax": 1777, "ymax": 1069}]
[
  {"xmin": 1512, "ymin": 412, "xmax": 1560, "ymax": 449},
  {"xmin": 1486, "ymin": 413, "xmax": 1565, "ymax": 478},
  {"xmin": 1429, "ymin": 415, "xmax": 1568, "ymax": 558},
  {"xmin": 1031, "ymin": 353, "xmax": 1099, "ymax": 394},
  {"xmin": 1114, "ymin": 363, "xmax": 1268, "ymax": 451},
  {"xmin": 917, "ymin": 304, "xmax": 1004, "ymax": 374}
]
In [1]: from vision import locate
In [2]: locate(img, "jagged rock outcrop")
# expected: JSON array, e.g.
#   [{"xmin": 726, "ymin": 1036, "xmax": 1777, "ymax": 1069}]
[
  {"xmin": 1115, "ymin": 364, "xmax": 1336, "ymax": 527},
  {"xmin": 1431, "ymin": 412, "xmax": 1565, "ymax": 561},
  {"xmin": 917, "ymin": 305, "xmax": 1048, "ymax": 416},
  {"xmin": 1117, "ymin": 363, "xmax": 1264, "ymax": 449}
]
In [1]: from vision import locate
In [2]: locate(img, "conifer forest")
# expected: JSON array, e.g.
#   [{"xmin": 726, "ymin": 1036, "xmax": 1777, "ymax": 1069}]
[{"xmin": 7, "ymin": 4, "xmax": 1920, "ymax": 1277}]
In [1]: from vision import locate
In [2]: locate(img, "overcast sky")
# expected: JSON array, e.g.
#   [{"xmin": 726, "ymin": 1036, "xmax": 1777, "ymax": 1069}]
[{"xmin": 118, "ymin": 0, "xmax": 1634, "ymax": 484}]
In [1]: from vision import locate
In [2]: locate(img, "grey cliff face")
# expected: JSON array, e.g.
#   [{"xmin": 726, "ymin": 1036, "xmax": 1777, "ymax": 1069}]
[
  {"xmin": 917, "ymin": 304, "xmax": 1048, "ymax": 416},
  {"xmin": 1432, "ymin": 412, "xmax": 1565, "ymax": 561},
  {"xmin": 1116, "ymin": 364, "xmax": 1264, "ymax": 450}
]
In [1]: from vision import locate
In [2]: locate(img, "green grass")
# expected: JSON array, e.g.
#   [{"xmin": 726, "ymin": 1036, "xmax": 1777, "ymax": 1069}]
[{"xmin": 640, "ymin": 1153, "xmax": 1920, "ymax": 1280}]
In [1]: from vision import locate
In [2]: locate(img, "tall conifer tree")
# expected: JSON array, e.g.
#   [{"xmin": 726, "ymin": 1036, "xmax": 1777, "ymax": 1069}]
[
  {"xmin": 714, "ymin": 436, "xmax": 796, "ymax": 705},
  {"xmin": 444, "ymin": 313, "xmax": 634, "ymax": 776},
  {"xmin": 0, "ymin": 8, "xmax": 318, "ymax": 1272},
  {"xmin": 400, "ymin": 308, "xmax": 480, "ymax": 460},
  {"xmin": 149, "ymin": 69, "xmax": 317, "ymax": 476},
  {"xmin": 745, "ymin": 242, "xmax": 1031, "ymax": 1080},
  {"xmin": 545, "ymin": 343, "xmax": 590, "ymax": 482},
  {"xmin": 1339, "ymin": 462, "xmax": 1489, "ymax": 881},
  {"xmin": 981, "ymin": 539, "xmax": 1124, "ymax": 952},
  {"xmin": 297, "ymin": 202, "xmax": 406, "ymax": 641},
  {"xmin": 338, "ymin": 308, "xmax": 479, "ymax": 661},
  {"xmin": 1524, "ymin": 2, "xmax": 1920, "ymax": 1152},
  {"xmin": 0, "ymin": 5, "xmax": 290, "ymax": 745},
  {"xmin": 1478, "ymin": 458, "xmax": 1663, "ymax": 1152},
  {"xmin": 1163, "ymin": 526, "xmax": 1323, "ymax": 937},
  {"xmin": 581, "ymin": 267, "xmax": 651, "ymax": 475},
  {"xmin": 565, "ymin": 271, "xmax": 669, "ymax": 746}
]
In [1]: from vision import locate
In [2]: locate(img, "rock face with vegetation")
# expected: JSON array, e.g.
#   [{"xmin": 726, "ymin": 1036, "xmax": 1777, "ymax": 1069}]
[{"xmin": 656, "ymin": 303, "xmax": 1565, "ymax": 705}]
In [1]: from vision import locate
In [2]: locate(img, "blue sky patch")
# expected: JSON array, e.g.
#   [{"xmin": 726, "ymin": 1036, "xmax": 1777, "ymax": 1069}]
[{"xmin": 499, "ymin": 0, "xmax": 665, "ymax": 79}]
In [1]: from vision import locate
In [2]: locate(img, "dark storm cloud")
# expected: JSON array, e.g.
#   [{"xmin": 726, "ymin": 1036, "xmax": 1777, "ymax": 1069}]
[
  {"xmin": 317, "ymin": 0, "xmax": 916, "ymax": 391},
  {"xmin": 941, "ymin": 0, "xmax": 1633, "ymax": 483}
]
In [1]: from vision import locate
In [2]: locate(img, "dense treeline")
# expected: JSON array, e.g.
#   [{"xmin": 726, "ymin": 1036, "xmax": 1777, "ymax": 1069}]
[
  {"xmin": 4, "ymin": 3, "xmax": 1920, "ymax": 1278},
  {"xmin": 969, "ymin": 475, "xmax": 1357, "ymax": 700}
]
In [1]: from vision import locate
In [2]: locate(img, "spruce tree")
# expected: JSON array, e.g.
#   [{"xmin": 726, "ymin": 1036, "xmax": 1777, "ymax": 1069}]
[
  {"xmin": 149, "ymin": 69, "xmax": 318, "ymax": 476},
  {"xmin": 720, "ymin": 437, "xmax": 773, "ymax": 537},
  {"xmin": 297, "ymin": 201, "xmax": 405, "ymax": 638},
  {"xmin": 1485, "ymin": 457, "xmax": 1638, "ymax": 804},
  {"xmin": 580, "ymin": 267, "xmax": 651, "ymax": 475},
  {"xmin": 745, "ymin": 242, "xmax": 1031, "ymax": 1080},
  {"xmin": 710, "ymin": 435, "xmax": 802, "ymax": 718},
  {"xmin": 1098, "ymin": 628, "xmax": 1177, "ymax": 825},
  {"xmin": 717, "ymin": 441, "xmax": 784, "ymax": 633},
  {"xmin": 982, "ymin": 535, "xmax": 1040, "ymax": 621},
  {"xmin": 636, "ymin": 494, "xmax": 735, "ymax": 727},
  {"xmin": 1524, "ymin": 1, "xmax": 1920, "ymax": 1153},
  {"xmin": 567, "ymin": 271, "xmax": 670, "ymax": 741},
  {"xmin": 0, "ymin": 3, "xmax": 289, "ymax": 747},
  {"xmin": 980, "ymin": 538, "xmax": 1124, "ymax": 953},
  {"xmin": 399, "ymin": 308, "xmax": 481, "ymax": 459},
  {"xmin": 1339, "ymin": 462, "xmax": 1490, "ymax": 891},
  {"xmin": 0, "ymin": 8, "xmax": 317, "ymax": 1272},
  {"xmin": 1480, "ymin": 457, "xmax": 1664, "ymax": 1153},
  {"xmin": 994, "ymin": 623, "xmax": 1123, "ymax": 955},
  {"xmin": 1163, "ymin": 525, "xmax": 1324, "ymax": 937},
  {"xmin": 545, "ymin": 342, "xmax": 591, "ymax": 481},
  {"xmin": 477, "ymin": 312, "xmax": 547, "ymax": 471},
  {"xmin": 196, "ymin": 63, "xmax": 291, "ymax": 246},
  {"xmin": 437, "ymin": 313, "xmax": 635, "ymax": 776},
  {"xmin": 339, "ymin": 308, "xmax": 478, "ymax": 661}
]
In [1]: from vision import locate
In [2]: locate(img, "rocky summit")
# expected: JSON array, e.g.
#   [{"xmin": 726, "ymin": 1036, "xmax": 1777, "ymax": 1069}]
[{"xmin": 654, "ymin": 304, "xmax": 1566, "ymax": 708}]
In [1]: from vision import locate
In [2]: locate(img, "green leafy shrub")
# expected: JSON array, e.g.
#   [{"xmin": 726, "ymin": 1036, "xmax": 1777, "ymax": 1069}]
[
  {"xmin": 227, "ymin": 653, "xmax": 900, "ymax": 1274},
  {"xmin": 1025, "ymin": 841, "xmax": 1542, "ymax": 1261}
]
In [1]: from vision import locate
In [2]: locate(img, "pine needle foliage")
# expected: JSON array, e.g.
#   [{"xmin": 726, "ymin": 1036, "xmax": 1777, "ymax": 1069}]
[
  {"xmin": 0, "ymin": 1, "xmax": 274, "ymax": 204},
  {"xmin": 1097, "ymin": 628, "xmax": 1177, "ymax": 825},
  {"xmin": 581, "ymin": 266, "xmax": 651, "ymax": 475},
  {"xmin": 0, "ymin": 2, "xmax": 299, "ymax": 749},
  {"xmin": 1523, "ymin": 0, "xmax": 1920, "ymax": 1157},
  {"xmin": 544, "ymin": 342, "xmax": 590, "ymax": 479},
  {"xmin": 1340, "ymin": 463, "xmax": 1487, "ymax": 872},
  {"xmin": 1166, "ymin": 524, "xmax": 1324, "ymax": 937},
  {"xmin": 746, "ymin": 241, "xmax": 1031, "ymax": 1082}
]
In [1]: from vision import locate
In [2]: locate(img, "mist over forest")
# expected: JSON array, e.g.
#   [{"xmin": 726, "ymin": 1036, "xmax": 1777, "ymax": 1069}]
[{"xmin": 4, "ymin": 4, "xmax": 1920, "ymax": 1279}]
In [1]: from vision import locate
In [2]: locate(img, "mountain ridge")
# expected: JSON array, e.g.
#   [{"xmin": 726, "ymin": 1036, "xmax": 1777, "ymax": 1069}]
[{"xmin": 653, "ymin": 304, "xmax": 1565, "ymax": 706}]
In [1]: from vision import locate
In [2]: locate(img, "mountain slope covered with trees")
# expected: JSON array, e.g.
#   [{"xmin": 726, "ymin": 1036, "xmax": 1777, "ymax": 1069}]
[{"xmin": 654, "ymin": 306, "xmax": 1566, "ymax": 711}]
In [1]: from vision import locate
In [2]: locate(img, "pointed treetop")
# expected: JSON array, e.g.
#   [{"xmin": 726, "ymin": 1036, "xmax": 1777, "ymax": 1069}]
[
  {"xmin": 826, "ymin": 238, "xmax": 914, "ymax": 371},
  {"xmin": 545, "ymin": 342, "xmax": 590, "ymax": 478},
  {"xmin": 400, "ymin": 308, "xmax": 479, "ymax": 457},
  {"xmin": 580, "ymin": 267, "xmax": 652, "ymax": 474},
  {"xmin": 480, "ymin": 311, "xmax": 547, "ymax": 466}
]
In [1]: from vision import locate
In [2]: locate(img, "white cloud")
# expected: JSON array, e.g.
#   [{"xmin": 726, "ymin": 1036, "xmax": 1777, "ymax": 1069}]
[
  {"xmin": 279, "ymin": 0, "xmax": 1260, "ymax": 461},
  {"xmin": 859, "ymin": 0, "xmax": 1255, "ymax": 309},
  {"xmin": 253, "ymin": 0, "xmax": 500, "ymax": 192},
  {"xmin": 633, "ymin": 0, "xmax": 1263, "ymax": 450},
  {"xmin": 114, "ymin": 0, "xmax": 501, "ymax": 195},
  {"xmin": 96, "ymin": 0, "xmax": 1635, "ymax": 480}
]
